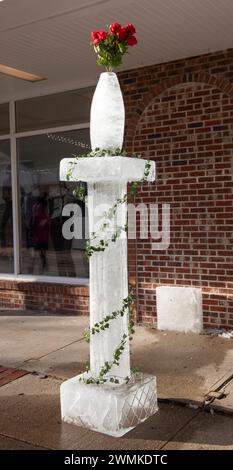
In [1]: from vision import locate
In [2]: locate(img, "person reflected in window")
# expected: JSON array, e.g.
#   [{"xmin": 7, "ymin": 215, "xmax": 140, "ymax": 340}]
[
  {"xmin": 0, "ymin": 174, "xmax": 12, "ymax": 249},
  {"xmin": 31, "ymin": 196, "xmax": 49, "ymax": 273},
  {"xmin": 50, "ymin": 184, "xmax": 77, "ymax": 277}
]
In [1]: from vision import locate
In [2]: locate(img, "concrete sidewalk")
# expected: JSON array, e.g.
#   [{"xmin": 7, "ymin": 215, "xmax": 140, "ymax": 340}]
[{"xmin": 0, "ymin": 311, "xmax": 232, "ymax": 450}]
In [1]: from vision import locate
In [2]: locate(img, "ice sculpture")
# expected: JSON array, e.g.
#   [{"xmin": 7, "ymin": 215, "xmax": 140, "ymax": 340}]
[{"xmin": 60, "ymin": 72, "xmax": 158, "ymax": 437}]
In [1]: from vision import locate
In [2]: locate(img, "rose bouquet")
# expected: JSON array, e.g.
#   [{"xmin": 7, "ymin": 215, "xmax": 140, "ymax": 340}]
[{"xmin": 91, "ymin": 22, "xmax": 137, "ymax": 71}]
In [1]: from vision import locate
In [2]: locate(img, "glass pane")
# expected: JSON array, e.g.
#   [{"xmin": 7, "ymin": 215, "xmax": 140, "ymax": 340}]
[
  {"xmin": 0, "ymin": 140, "xmax": 14, "ymax": 273},
  {"xmin": 0, "ymin": 103, "xmax": 10, "ymax": 135},
  {"xmin": 16, "ymin": 87, "xmax": 94, "ymax": 132},
  {"xmin": 17, "ymin": 129, "xmax": 90, "ymax": 278}
]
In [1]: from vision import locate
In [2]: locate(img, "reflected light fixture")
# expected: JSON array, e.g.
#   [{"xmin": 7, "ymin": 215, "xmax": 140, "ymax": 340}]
[{"xmin": 0, "ymin": 64, "xmax": 46, "ymax": 82}]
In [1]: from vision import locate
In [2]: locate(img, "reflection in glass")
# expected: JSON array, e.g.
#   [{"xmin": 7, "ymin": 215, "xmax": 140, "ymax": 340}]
[
  {"xmin": 16, "ymin": 88, "xmax": 93, "ymax": 132},
  {"xmin": 17, "ymin": 129, "xmax": 90, "ymax": 278},
  {"xmin": 0, "ymin": 103, "xmax": 10, "ymax": 135},
  {"xmin": 0, "ymin": 140, "xmax": 14, "ymax": 273}
]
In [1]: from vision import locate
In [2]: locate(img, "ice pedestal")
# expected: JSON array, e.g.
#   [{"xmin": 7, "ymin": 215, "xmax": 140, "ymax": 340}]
[
  {"xmin": 61, "ymin": 373, "xmax": 158, "ymax": 437},
  {"xmin": 60, "ymin": 156, "xmax": 157, "ymax": 436}
]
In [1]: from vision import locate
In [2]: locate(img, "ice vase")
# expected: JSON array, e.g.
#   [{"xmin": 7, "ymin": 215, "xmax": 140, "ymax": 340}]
[{"xmin": 90, "ymin": 72, "xmax": 125, "ymax": 151}]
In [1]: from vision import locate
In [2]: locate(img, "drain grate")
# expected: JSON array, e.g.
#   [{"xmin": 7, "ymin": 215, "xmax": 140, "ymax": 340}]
[
  {"xmin": 204, "ymin": 373, "xmax": 233, "ymax": 406},
  {"xmin": 0, "ymin": 366, "xmax": 28, "ymax": 387}
]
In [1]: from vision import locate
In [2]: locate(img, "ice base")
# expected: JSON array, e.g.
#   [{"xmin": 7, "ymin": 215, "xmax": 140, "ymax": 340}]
[{"xmin": 60, "ymin": 373, "xmax": 158, "ymax": 437}]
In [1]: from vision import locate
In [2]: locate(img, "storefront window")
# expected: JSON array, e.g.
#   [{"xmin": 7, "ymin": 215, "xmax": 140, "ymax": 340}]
[
  {"xmin": 17, "ymin": 129, "xmax": 90, "ymax": 278},
  {"xmin": 0, "ymin": 140, "xmax": 14, "ymax": 273},
  {"xmin": 0, "ymin": 103, "xmax": 10, "ymax": 135},
  {"xmin": 15, "ymin": 87, "xmax": 93, "ymax": 132}
]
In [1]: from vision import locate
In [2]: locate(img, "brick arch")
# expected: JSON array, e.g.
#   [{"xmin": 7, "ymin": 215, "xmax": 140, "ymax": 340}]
[
  {"xmin": 126, "ymin": 72, "xmax": 233, "ymax": 153},
  {"xmin": 129, "ymin": 76, "xmax": 233, "ymax": 328}
]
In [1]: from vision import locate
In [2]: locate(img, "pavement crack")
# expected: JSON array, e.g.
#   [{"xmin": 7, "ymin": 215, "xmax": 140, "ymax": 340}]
[
  {"xmin": 20, "ymin": 336, "xmax": 85, "ymax": 364},
  {"xmin": 0, "ymin": 432, "xmax": 52, "ymax": 450},
  {"xmin": 158, "ymin": 409, "xmax": 202, "ymax": 450}
]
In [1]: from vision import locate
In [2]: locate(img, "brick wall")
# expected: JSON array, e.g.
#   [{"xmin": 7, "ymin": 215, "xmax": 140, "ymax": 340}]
[
  {"xmin": 119, "ymin": 48, "xmax": 233, "ymax": 329},
  {"xmin": 0, "ymin": 280, "xmax": 89, "ymax": 315}
]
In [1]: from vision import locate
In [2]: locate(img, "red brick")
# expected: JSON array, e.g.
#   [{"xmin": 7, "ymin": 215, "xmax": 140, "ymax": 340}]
[{"xmin": 120, "ymin": 49, "xmax": 233, "ymax": 329}]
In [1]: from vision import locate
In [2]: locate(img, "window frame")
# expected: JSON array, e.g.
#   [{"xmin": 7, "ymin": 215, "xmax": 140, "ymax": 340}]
[{"xmin": 0, "ymin": 98, "xmax": 90, "ymax": 285}]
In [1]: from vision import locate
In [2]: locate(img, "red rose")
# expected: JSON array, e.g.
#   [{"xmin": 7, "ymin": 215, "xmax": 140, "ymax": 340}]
[
  {"xmin": 91, "ymin": 30, "xmax": 108, "ymax": 45},
  {"xmin": 118, "ymin": 27, "xmax": 127, "ymax": 42},
  {"xmin": 125, "ymin": 23, "xmax": 136, "ymax": 36},
  {"xmin": 109, "ymin": 22, "xmax": 122, "ymax": 35},
  {"xmin": 127, "ymin": 36, "xmax": 137, "ymax": 46}
]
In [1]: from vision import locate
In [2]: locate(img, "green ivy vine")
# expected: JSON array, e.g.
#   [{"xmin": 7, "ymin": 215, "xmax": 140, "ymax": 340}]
[
  {"xmin": 81, "ymin": 288, "xmax": 135, "ymax": 385},
  {"xmin": 65, "ymin": 148, "xmax": 152, "ymax": 385}
]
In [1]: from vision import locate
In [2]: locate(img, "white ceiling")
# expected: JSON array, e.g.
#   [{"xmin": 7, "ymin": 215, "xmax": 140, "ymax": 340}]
[{"xmin": 0, "ymin": 0, "xmax": 233, "ymax": 102}]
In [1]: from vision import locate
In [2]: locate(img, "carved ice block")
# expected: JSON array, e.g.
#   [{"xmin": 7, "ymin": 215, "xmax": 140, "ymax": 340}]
[
  {"xmin": 60, "ymin": 156, "xmax": 155, "ymax": 183},
  {"xmin": 61, "ymin": 373, "xmax": 158, "ymax": 437},
  {"xmin": 156, "ymin": 286, "xmax": 203, "ymax": 333}
]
